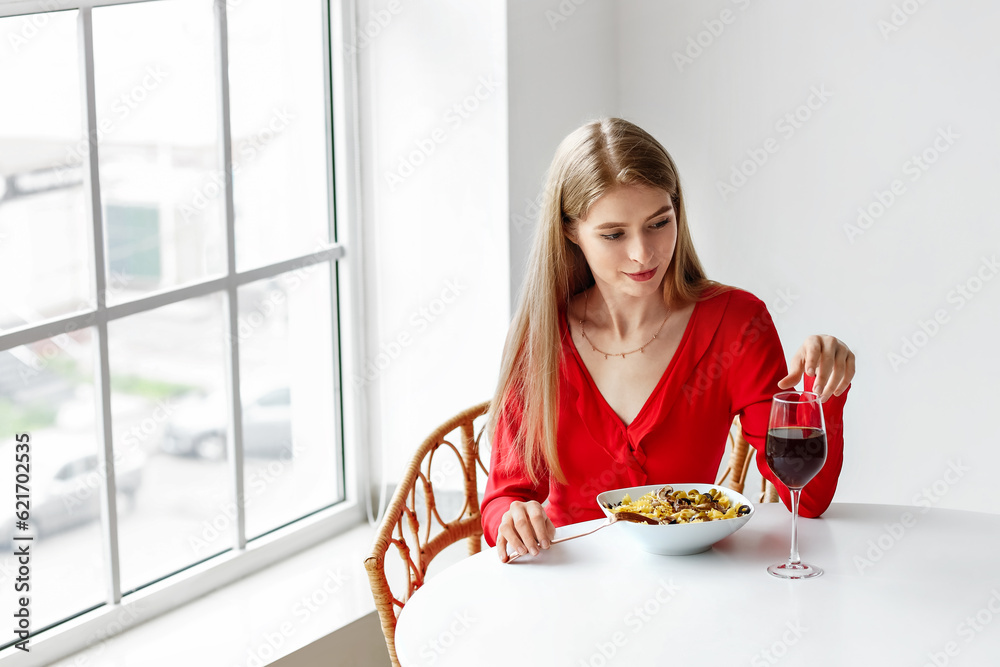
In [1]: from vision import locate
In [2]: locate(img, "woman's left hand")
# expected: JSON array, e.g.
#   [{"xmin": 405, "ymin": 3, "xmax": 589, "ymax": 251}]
[{"xmin": 778, "ymin": 335, "xmax": 855, "ymax": 403}]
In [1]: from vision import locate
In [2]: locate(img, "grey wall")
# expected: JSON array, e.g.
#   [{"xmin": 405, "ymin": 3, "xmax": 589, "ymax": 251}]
[
  {"xmin": 506, "ymin": 0, "xmax": 620, "ymax": 308},
  {"xmin": 272, "ymin": 611, "xmax": 391, "ymax": 667}
]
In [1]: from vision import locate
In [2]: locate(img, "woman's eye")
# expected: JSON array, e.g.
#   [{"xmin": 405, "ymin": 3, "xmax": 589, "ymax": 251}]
[
  {"xmin": 652, "ymin": 218, "xmax": 672, "ymax": 229},
  {"xmin": 601, "ymin": 232, "xmax": 623, "ymax": 241}
]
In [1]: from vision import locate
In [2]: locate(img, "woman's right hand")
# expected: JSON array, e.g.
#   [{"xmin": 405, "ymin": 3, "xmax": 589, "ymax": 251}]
[{"xmin": 496, "ymin": 500, "xmax": 556, "ymax": 563}]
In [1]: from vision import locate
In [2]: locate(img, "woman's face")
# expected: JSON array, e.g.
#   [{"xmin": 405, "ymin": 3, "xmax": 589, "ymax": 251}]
[{"xmin": 569, "ymin": 185, "xmax": 677, "ymax": 300}]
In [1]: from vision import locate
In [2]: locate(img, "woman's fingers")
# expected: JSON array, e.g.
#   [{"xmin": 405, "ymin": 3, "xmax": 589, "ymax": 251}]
[
  {"xmin": 778, "ymin": 350, "xmax": 805, "ymax": 389},
  {"xmin": 833, "ymin": 348, "xmax": 856, "ymax": 397},
  {"xmin": 783, "ymin": 336, "xmax": 855, "ymax": 402},
  {"xmin": 500, "ymin": 503, "xmax": 534, "ymax": 558},
  {"xmin": 497, "ymin": 523, "xmax": 526, "ymax": 561},
  {"xmin": 780, "ymin": 337, "xmax": 821, "ymax": 390},
  {"xmin": 801, "ymin": 335, "xmax": 825, "ymax": 380},
  {"xmin": 496, "ymin": 501, "xmax": 553, "ymax": 562},
  {"xmin": 496, "ymin": 530, "xmax": 510, "ymax": 563},
  {"xmin": 805, "ymin": 335, "xmax": 855, "ymax": 402},
  {"xmin": 500, "ymin": 509, "xmax": 530, "ymax": 557},
  {"xmin": 511, "ymin": 511, "xmax": 541, "ymax": 556},
  {"xmin": 811, "ymin": 336, "xmax": 837, "ymax": 401},
  {"xmin": 526, "ymin": 503, "xmax": 554, "ymax": 549}
]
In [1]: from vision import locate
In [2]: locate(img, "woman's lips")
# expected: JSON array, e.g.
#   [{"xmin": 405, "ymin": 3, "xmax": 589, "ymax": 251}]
[{"xmin": 625, "ymin": 267, "xmax": 657, "ymax": 282}]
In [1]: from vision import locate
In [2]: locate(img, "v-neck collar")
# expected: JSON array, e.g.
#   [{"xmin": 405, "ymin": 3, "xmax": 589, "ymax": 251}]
[{"xmin": 561, "ymin": 289, "xmax": 732, "ymax": 437}]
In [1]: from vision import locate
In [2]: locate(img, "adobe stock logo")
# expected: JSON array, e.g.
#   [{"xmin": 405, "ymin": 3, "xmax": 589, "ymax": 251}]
[
  {"xmin": 671, "ymin": 0, "xmax": 754, "ymax": 73},
  {"xmin": 576, "ymin": 578, "xmax": 679, "ymax": 667},
  {"xmin": 922, "ymin": 590, "xmax": 1000, "ymax": 667},
  {"xmin": 716, "ymin": 85, "xmax": 833, "ymax": 202},
  {"xmin": 6, "ymin": 1, "xmax": 70, "ymax": 53},
  {"xmin": 877, "ymin": 0, "xmax": 933, "ymax": 40},
  {"xmin": 545, "ymin": 0, "xmax": 590, "ymax": 31},
  {"xmin": 843, "ymin": 126, "xmax": 959, "ymax": 244},
  {"xmin": 343, "ymin": 0, "xmax": 406, "ymax": 54},
  {"xmin": 854, "ymin": 459, "xmax": 969, "ymax": 574},
  {"xmin": 887, "ymin": 255, "xmax": 997, "ymax": 372},
  {"xmin": 354, "ymin": 278, "xmax": 467, "ymax": 387},
  {"xmin": 179, "ymin": 108, "xmax": 294, "ymax": 223},
  {"xmin": 750, "ymin": 620, "xmax": 807, "ymax": 667},
  {"xmin": 383, "ymin": 76, "xmax": 501, "ymax": 192},
  {"xmin": 413, "ymin": 610, "xmax": 475, "ymax": 666}
]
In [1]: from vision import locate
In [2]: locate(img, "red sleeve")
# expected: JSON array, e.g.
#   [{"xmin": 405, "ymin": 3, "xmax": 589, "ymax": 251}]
[
  {"xmin": 728, "ymin": 297, "xmax": 849, "ymax": 518},
  {"xmin": 480, "ymin": 399, "xmax": 549, "ymax": 547}
]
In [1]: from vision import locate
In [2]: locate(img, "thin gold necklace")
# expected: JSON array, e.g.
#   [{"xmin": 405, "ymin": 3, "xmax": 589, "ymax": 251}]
[{"xmin": 579, "ymin": 290, "xmax": 671, "ymax": 360}]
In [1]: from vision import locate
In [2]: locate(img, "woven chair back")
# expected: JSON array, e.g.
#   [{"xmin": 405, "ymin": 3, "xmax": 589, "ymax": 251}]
[
  {"xmin": 716, "ymin": 415, "xmax": 780, "ymax": 503},
  {"xmin": 364, "ymin": 401, "xmax": 490, "ymax": 666}
]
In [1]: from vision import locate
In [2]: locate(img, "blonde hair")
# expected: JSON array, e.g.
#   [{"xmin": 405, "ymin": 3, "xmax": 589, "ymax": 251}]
[{"xmin": 488, "ymin": 118, "xmax": 725, "ymax": 484}]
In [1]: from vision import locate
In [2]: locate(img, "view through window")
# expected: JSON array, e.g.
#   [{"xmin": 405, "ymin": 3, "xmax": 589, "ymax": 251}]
[{"xmin": 0, "ymin": 0, "xmax": 344, "ymax": 650}]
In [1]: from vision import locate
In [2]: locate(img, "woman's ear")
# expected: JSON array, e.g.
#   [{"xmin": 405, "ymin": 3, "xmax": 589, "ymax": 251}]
[{"xmin": 563, "ymin": 219, "xmax": 579, "ymax": 245}]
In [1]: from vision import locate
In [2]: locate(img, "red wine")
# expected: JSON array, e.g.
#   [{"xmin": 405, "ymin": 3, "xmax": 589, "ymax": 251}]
[{"xmin": 766, "ymin": 427, "xmax": 827, "ymax": 489}]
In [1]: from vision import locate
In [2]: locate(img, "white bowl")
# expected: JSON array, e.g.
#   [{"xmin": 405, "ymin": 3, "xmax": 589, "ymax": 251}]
[{"xmin": 596, "ymin": 483, "xmax": 755, "ymax": 556}]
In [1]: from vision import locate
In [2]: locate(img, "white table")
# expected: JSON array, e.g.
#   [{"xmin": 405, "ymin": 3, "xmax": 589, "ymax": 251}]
[{"xmin": 394, "ymin": 503, "xmax": 1000, "ymax": 665}]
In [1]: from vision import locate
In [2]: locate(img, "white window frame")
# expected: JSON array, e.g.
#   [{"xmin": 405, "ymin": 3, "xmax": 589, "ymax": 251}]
[{"xmin": 0, "ymin": 0, "xmax": 370, "ymax": 664}]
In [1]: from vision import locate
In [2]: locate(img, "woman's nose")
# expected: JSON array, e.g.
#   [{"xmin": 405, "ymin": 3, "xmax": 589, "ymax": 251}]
[{"xmin": 628, "ymin": 237, "xmax": 653, "ymax": 265}]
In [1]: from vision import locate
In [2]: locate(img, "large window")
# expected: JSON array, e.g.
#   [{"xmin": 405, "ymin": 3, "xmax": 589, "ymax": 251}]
[{"xmin": 0, "ymin": 0, "xmax": 349, "ymax": 656}]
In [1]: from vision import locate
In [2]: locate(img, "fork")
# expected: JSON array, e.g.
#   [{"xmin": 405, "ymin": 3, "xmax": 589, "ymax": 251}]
[{"xmin": 505, "ymin": 510, "xmax": 656, "ymax": 563}]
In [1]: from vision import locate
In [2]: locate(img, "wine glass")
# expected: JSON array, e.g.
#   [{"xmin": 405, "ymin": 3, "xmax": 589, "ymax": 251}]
[{"xmin": 765, "ymin": 390, "xmax": 827, "ymax": 579}]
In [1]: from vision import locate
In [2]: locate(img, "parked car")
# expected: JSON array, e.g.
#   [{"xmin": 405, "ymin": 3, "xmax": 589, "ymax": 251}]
[
  {"xmin": 1, "ymin": 436, "xmax": 143, "ymax": 550},
  {"xmin": 161, "ymin": 384, "xmax": 293, "ymax": 460}
]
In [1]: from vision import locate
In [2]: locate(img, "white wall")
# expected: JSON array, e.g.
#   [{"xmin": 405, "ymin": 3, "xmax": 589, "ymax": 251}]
[
  {"xmin": 504, "ymin": 0, "xmax": 1000, "ymax": 512},
  {"xmin": 353, "ymin": 0, "xmax": 1000, "ymax": 514},
  {"xmin": 506, "ymin": 0, "xmax": 619, "ymax": 306},
  {"xmin": 354, "ymin": 0, "xmax": 509, "ymax": 499},
  {"xmin": 616, "ymin": 0, "xmax": 1000, "ymax": 511}
]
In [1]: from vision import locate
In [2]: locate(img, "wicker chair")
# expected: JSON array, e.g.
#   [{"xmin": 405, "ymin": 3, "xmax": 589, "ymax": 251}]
[
  {"xmin": 365, "ymin": 406, "xmax": 775, "ymax": 665},
  {"xmin": 364, "ymin": 401, "xmax": 490, "ymax": 667},
  {"xmin": 716, "ymin": 415, "xmax": 780, "ymax": 503}
]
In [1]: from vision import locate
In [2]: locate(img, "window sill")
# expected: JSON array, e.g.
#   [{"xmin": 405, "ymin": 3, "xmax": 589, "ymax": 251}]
[{"xmin": 3, "ymin": 518, "xmax": 383, "ymax": 667}]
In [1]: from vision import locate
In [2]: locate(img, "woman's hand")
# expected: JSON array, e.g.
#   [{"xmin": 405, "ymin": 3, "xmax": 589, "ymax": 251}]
[
  {"xmin": 779, "ymin": 335, "xmax": 855, "ymax": 403},
  {"xmin": 496, "ymin": 500, "xmax": 555, "ymax": 563}
]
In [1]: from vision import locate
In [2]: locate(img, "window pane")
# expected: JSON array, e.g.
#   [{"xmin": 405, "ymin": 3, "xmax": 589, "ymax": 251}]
[
  {"xmin": 106, "ymin": 204, "xmax": 162, "ymax": 280},
  {"xmin": 92, "ymin": 0, "xmax": 225, "ymax": 304},
  {"xmin": 238, "ymin": 263, "xmax": 340, "ymax": 540},
  {"xmin": 108, "ymin": 294, "xmax": 230, "ymax": 592},
  {"xmin": 0, "ymin": 330, "xmax": 105, "ymax": 646},
  {"xmin": 228, "ymin": 0, "xmax": 331, "ymax": 270},
  {"xmin": 0, "ymin": 11, "xmax": 92, "ymax": 328}
]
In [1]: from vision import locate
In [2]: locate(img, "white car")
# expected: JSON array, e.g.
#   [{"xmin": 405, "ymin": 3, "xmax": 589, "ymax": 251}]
[
  {"xmin": 161, "ymin": 384, "xmax": 293, "ymax": 460},
  {"xmin": 1, "ymin": 435, "xmax": 143, "ymax": 549}
]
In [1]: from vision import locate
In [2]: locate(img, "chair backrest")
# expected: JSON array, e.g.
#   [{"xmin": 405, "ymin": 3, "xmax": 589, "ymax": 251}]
[
  {"xmin": 716, "ymin": 415, "xmax": 779, "ymax": 503},
  {"xmin": 364, "ymin": 401, "xmax": 490, "ymax": 667}
]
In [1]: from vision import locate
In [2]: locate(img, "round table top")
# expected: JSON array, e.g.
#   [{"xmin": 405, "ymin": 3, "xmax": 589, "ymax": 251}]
[{"xmin": 394, "ymin": 503, "xmax": 1000, "ymax": 665}]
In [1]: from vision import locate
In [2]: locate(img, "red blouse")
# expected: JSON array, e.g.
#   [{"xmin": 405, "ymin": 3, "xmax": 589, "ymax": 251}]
[{"xmin": 481, "ymin": 288, "xmax": 849, "ymax": 547}]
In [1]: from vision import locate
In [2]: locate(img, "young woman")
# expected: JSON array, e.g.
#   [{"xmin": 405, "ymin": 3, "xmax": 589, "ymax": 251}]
[{"xmin": 481, "ymin": 118, "xmax": 854, "ymax": 562}]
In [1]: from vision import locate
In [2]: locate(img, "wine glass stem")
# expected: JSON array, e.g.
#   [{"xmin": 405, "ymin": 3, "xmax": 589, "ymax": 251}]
[{"xmin": 788, "ymin": 488, "xmax": 802, "ymax": 566}]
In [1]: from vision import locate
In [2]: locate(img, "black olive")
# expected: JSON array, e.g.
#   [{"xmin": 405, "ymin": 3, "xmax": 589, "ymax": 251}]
[{"xmin": 737, "ymin": 505, "xmax": 751, "ymax": 516}]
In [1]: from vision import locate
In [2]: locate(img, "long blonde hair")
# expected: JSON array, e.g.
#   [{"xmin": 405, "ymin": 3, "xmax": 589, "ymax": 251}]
[{"xmin": 488, "ymin": 118, "xmax": 724, "ymax": 484}]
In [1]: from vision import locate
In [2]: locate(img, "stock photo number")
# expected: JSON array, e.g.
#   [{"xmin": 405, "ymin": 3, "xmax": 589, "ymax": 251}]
[{"xmin": 12, "ymin": 433, "xmax": 32, "ymax": 652}]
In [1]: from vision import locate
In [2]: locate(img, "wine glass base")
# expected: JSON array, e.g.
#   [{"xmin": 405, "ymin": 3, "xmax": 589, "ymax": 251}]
[{"xmin": 768, "ymin": 562, "xmax": 823, "ymax": 579}]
